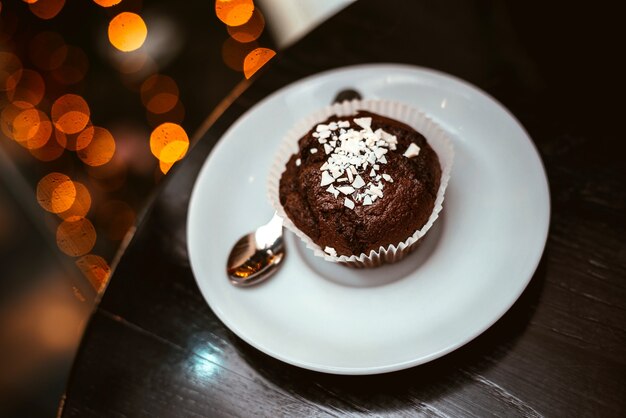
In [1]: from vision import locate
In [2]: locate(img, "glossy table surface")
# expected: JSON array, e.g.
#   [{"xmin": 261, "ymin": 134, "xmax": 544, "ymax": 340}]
[{"xmin": 61, "ymin": 1, "xmax": 625, "ymax": 416}]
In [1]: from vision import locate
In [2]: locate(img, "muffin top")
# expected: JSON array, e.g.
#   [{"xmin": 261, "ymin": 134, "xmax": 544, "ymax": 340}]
[{"xmin": 279, "ymin": 110, "xmax": 441, "ymax": 257}]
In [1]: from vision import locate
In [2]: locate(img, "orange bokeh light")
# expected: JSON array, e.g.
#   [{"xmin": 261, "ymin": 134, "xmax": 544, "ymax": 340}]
[
  {"xmin": 22, "ymin": 111, "xmax": 52, "ymax": 150},
  {"xmin": 29, "ymin": 31, "xmax": 67, "ymax": 71},
  {"xmin": 56, "ymin": 217, "xmax": 96, "ymax": 257},
  {"xmin": 93, "ymin": 0, "xmax": 121, "ymax": 7},
  {"xmin": 5, "ymin": 69, "xmax": 46, "ymax": 105},
  {"xmin": 160, "ymin": 140, "xmax": 189, "ymax": 164},
  {"xmin": 243, "ymin": 47, "xmax": 275, "ymax": 79},
  {"xmin": 149, "ymin": 122, "xmax": 189, "ymax": 163},
  {"xmin": 159, "ymin": 160, "xmax": 175, "ymax": 175},
  {"xmin": 146, "ymin": 100, "xmax": 185, "ymax": 127},
  {"xmin": 77, "ymin": 126, "xmax": 116, "ymax": 166},
  {"xmin": 29, "ymin": 130, "xmax": 65, "ymax": 161},
  {"xmin": 57, "ymin": 181, "xmax": 91, "ymax": 220},
  {"xmin": 51, "ymin": 94, "xmax": 90, "ymax": 134},
  {"xmin": 55, "ymin": 122, "xmax": 94, "ymax": 151},
  {"xmin": 108, "ymin": 12, "xmax": 147, "ymax": 52},
  {"xmin": 215, "ymin": 0, "xmax": 254, "ymax": 27},
  {"xmin": 227, "ymin": 8, "xmax": 265, "ymax": 43},
  {"xmin": 12, "ymin": 109, "xmax": 52, "ymax": 150},
  {"xmin": 1, "ymin": 101, "xmax": 32, "ymax": 139},
  {"xmin": 37, "ymin": 173, "xmax": 76, "ymax": 213},
  {"xmin": 11, "ymin": 108, "xmax": 40, "ymax": 141},
  {"xmin": 51, "ymin": 46, "xmax": 89, "ymax": 85},
  {"xmin": 222, "ymin": 37, "xmax": 258, "ymax": 72},
  {"xmin": 29, "ymin": 0, "xmax": 65, "ymax": 20},
  {"xmin": 140, "ymin": 74, "xmax": 179, "ymax": 114},
  {"xmin": 0, "ymin": 52, "xmax": 22, "ymax": 92},
  {"xmin": 75, "ymin": 254, "xmax": 110, "ymax": 292}
]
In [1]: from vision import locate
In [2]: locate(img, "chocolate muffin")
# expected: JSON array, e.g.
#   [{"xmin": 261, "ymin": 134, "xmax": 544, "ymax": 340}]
[{"xmin": 279, "ymin": 110, "xmax": 442, "ymax": 257}]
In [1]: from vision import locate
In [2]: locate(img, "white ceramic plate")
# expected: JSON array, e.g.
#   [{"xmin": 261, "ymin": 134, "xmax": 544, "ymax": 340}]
[{"xmin": 187, "ymin": 64, "xmax": 550, "ymax": 375}]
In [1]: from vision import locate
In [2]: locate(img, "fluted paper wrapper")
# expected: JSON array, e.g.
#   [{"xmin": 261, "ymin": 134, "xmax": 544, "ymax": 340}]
[{"xmin": 267, "ymin": 99, "xmax": 454, "ymax": 268}]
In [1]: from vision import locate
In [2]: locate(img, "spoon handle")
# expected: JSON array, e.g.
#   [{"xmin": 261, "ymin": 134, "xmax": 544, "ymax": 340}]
[{"xmin": 254, "ymin": 212, "xmax": 283, "ymax": 248}]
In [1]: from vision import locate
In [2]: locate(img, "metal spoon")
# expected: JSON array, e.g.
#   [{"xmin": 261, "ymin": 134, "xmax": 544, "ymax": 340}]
[
  {"xmin": 227, "ymin": 212, "xmax": 284, "ymax": 287},
  {"xmin": 226, "ymin": 88, "xmax": 362, "ymax": 286}
]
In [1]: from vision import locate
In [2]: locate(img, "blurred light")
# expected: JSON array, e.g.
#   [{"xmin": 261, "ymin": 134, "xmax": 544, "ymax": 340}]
[
  {"xmin": 76, "ymin": 126, "xmax": 116, "ymax": 166},
  {"xmin": 55, "ymin": 121, "xmax": 94, "ymax": 151},
  {"xmin": 28, "ymin": 0, "xmax": 65, "ymax": 20},
  {"xmin": 9, "ymin": 107, "xmax": 40, "ymax": 142},
  {"xmin": 243, "ymin": 47, "xmax": 275, "ymax": 79},
  {"xmin": 29, "ymin": 130, "xmax": 65, "ymax": 160},
  {"xmin": 14, "ymin": 109, "xmax": 52, "ymax": 150},
  {"xmin": 221, "ymin": 37, "xmax": 258, "ymax": 71},
  {"xmin": 97, "ymin": 200, "xmax": 135, "ymax": 240},
  {"xmin": 1, "ymin": 101, "xmax": 32, "ymax": 139},
  {"xmin": 159, "ymin": 138, "xmax": 188, "ymax": 163},
  {"xmin": 51, "ymin": 94, "xmax": 90, "ymax": 134},
  {"xmin": 108, "ymin": 12, "xmax": 147, "ymax": 52},
  {"xmin": 104, "ymin": 12, "xmax": 183, "ymax": 79},
  {"xmin": 56, "ymin": 217, "xmax": 96, "ymax": 256},
  {"xmin": 57, "ymin": 182, "xmax": 91, "ymax": 220},
  {"xmin": 0, "ymin": 52, "xmax": 22, "ymax": 92},
  {"xmin": 22, "ymin": 0, "xmax": 39, "ymax": 4},
  {"xmin": 36, "ymin": 173, "xmax": 76, "ymax": 213},
  {"xmin": 51, "ymin": 45, "xmax": 89, "ymax": 85},
  {"xmin": 36, "ymin": 299, "xmax": 82, "ymax": 351},
  {"xmin": 215, "ymin": 0, "xmax": 254, "ymax": 27},
  {"xmin": 149, "ymin": 122, "xmax": 188, "ymax": 164},
  {"xmin": 93, "ymin": 0, "xmax": 121, "ymax": 7},
  {"xmin": 146, "ymin": 99, "xmax": 185, "ymax": 127},
  {"xmin": 75, "ymin": 254, "xmax": 110, "ymax": 292},
  {"xmin": 115, "ymin": 51, "xmax": 152, "ymax": 74},
  {"xmin": 139, "ymin": 12, "xmax": 184, "ymax": 68},
  {"xmin": 140, "ymin": 74, "xmax": 179, "ymax": 114},
  {"xmin": 29, "ymin": 31, "xmax": 67, "ymax": 71},
  {"xmin": 25, "ymin": 111, "xmax": 53, "ymax": 149},
  {"xmin": 5, "ymin": 69, "xmax": 46, "ymax": 105},
  {"xmin": 85, "ymin": 153, "xmax": 126, "ymax": 180},
  {"xmin": 191, "ymin": 347, "xmax": 221, "ymax": 379},
  {"xmin": 227, "ymin": 8, "xmax": 265, "ymax": 43},
  {"xmin": 159, "ymin": 160, "xmax": 174, "ymax": 174}
]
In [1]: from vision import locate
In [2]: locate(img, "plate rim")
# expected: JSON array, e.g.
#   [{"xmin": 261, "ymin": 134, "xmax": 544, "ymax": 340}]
[{"xmin": 187, "ymin": 63, "xmax": 551, "ymax": 375}]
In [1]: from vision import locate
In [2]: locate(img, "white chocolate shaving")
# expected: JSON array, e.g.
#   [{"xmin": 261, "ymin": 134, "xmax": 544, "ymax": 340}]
[{"xmin": 403, "ymin": 143, "xmax": 421, "ymax": 158}]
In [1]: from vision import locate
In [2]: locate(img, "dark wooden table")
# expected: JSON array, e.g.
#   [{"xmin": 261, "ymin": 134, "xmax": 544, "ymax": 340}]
[{"xmin": 60, "ymin": 1, "xmax": 625, "ymax": 416}]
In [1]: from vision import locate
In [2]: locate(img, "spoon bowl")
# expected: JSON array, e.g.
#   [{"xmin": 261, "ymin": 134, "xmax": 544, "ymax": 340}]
[{"xmin": 226, "ymin": 212, "xmax": 284, "ymax": 286}]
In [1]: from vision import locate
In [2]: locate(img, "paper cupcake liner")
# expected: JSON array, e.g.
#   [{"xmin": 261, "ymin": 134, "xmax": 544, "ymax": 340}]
[{"xmin": 267, "ymin": 99, "xmax": 454, "ymax": 268}]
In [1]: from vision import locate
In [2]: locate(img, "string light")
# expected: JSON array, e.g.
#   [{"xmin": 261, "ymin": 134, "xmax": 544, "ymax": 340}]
[
  {"xmin": 36, "ymin": 173, "xmax": 77, "ymax": 214},
  {"xmin": 76, "ymin": 126, "xmax": 116, "ymax": 166},
  {"xmin": 1, "ymin": 0, "xmax": 275, "ymax": 295},
  {"xmin": 243, "ymin": 47, "xmax": 276, "ymax": 79},
  {"xmin": 215, "ymin": 0, "xmax": 254, "ymax": 26},
  {"xmin": 51, "ymin": 94, "xmax": 90, "ymax": 134},
  {"xmin": 108, "ymin": 12, "xmax": 148, "ymax": 52}
]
